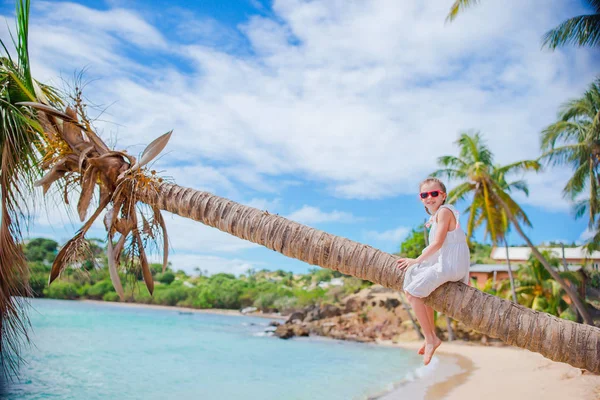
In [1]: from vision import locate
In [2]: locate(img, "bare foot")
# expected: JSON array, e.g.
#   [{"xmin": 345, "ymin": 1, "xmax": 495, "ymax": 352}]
[
  {"xmin": 418, "ymin": 342, "xmax": 425, "ymax": 355},
  {"xmin": 423, "ymin": 337, "xmax": 442, "ymax": 366}
]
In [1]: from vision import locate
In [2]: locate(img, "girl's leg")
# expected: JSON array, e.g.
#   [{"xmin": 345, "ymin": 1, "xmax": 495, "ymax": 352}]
[
  {"xmin": 406, "ymin": 293, "xmax": 441, "ymax": 365},
  {"xmin": 418, "ymin": 305, "xmax": 435, "ymax": 355}
]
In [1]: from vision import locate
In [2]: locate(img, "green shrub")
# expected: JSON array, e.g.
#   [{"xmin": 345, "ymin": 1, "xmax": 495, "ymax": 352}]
[
  {"xmin": 87, "ymin": 280, "xmax": 115, "ymax": 299},
  {"xmin": 43, "ymin": 281, "xmax": 79, "ymax": 300},
  {"xmin": 559, "ymin": 307, "xmax": 578, "ymax": 321},
  {"xmin": 273, "ymin": 296, "xmax": 298, "ymax": 313},
  {"xmin": 29, "ymin": 273, "xmax": 47, "ymax": 297},
  {"xmin": 78, "ymin": 284, "xmax": 92, "ymax": 297},
  {"xmin": 155, "ymin": 271, "xmax": 175, "ymax": 285},
  {"xmin": 103, "ymin": 292, "xmax": 120, "ymax": 302},
  {"xmin": 293, "ymin": 287, "xmax": 326, "ymax": 307},
  {"xmin": 153, "ymin": 286, "xmax": 189, "ymax": 306},
  {"xmin": 253, "ymin": 292, "xmax": 279, "ymax": 312}
]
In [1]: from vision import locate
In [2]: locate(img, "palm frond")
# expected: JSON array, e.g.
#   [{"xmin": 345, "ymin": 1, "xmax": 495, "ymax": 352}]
[
  {"xmin": 446, "ymin": 0, "xmax": 480, "ymax": 22},
  {"xmin": 430, "ymin": 168, "xmax": 467, "ymax": 180},
  {"xmin": 496, "ymin": 159, "xmax": 541, "ymax": 175},
  {"xmin": 505, "ymin": 179, "xmax": 529, "ymax": 196},
  {"xmin": 447, "ymin": 181, "xmax": 475, "ymax": 204},
  {"xmin": 539, "ymin": 143, "xmax": 589, "ymax": 167},
  {"xmin": 562, "ymin": 160, "xmax": 592, "ymax": 200},
  {"xmin": 542, "ymin": 13, "xmax": 600, "ymax": 49},
  {"xmin": 0, "ymin": 0, "xmax": 49, "ymax": 376}
]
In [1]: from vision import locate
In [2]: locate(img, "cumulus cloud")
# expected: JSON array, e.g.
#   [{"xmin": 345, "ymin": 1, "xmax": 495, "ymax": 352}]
[
  {"xmin": 286, "ymin": 205, "xmax": 358, "ymax": 224},
  {"xmin": 365, "ymin": 226, "xmax": 410, "ymax": 243},
  {"xmin": 5, "ymin": 0, "xmax": 597, "ymax": 269}
]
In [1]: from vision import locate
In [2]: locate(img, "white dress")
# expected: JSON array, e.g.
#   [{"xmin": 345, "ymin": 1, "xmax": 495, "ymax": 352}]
[{"xmin": 403, "ymin": 204, "xmax": 470, "ymax": 298}]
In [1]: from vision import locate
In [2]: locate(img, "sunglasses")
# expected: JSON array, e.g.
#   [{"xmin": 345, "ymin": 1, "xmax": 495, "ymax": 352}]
[{"xmin": 419, "ymin": 190, "xmax": 444, "ymax": 199}]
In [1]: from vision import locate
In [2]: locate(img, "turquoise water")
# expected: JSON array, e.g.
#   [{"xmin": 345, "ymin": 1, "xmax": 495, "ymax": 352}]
[{"xmin": 3, "ymin": 299, "xmax": 422, "ymax": 400}]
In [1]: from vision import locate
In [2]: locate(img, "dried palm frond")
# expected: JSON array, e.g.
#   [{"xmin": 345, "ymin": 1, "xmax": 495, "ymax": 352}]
[{"xmin": 20, "ymin": 99, "xmax": 172, "ymax": 298}]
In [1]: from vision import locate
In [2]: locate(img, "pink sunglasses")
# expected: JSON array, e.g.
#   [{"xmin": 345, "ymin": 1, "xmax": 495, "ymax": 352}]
[{"xmin": 419, "ymin": 190, "xmax": 444, "ymax": 199}]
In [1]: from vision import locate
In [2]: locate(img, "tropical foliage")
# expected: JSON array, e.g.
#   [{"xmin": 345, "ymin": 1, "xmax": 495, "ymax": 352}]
[
  {"xmin": 432, "ymin": 131, "xmax": 540, "ymax": 245},
  {"xmin": 446, "ymin": 0, "xmax": 600, "ymax": 49},
  {"xmin": 24, "ymin": 237, "xmax": 371, "ymax": 313},
  {"xmin": 398, "ymin": 224, "xmax": 427, "ymax": 258},
  {"xmin": 513, "ymin": 251, "xmax": 581, "ymax": 321},
  {"xmin": 432, "ymin": 132, "xmax": 593, "ymax": 324},
  {"xmin": 0, "ymin": 0, "xmax": 64, "ymax": 373},
  {"xmin": 540, "ymin": 77, "xmax": 600, "ymax": 249}
]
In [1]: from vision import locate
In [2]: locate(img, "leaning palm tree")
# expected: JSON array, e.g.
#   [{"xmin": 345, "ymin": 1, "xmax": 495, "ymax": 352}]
[
  {"xmin": 16, "ymin": 92, "xmax": 600, "ymax": 373},
  {"xmin": 446, "ymin": 0, "xmax": 600, "ymax": 49},
  {"xmin": 432, "ymin": 132, "xmax": 593, "ymax": 324},
  {"xmin": 1, "ymin": 1, "xmax": 600, "ymax": 376},
  {"xmin": 540, "ymin": 77, "xmax": 600, "ymax": 249}
]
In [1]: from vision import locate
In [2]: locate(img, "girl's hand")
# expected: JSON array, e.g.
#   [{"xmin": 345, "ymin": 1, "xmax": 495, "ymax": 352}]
[{"xmin": 396, "ymin": 258, "xmax": 417, "ymax": 270}]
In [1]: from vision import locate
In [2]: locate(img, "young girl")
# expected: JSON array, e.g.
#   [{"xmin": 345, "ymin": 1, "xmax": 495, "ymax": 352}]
[{"xmin": 396, "ymin": 177, "xmax": 470, "ymax": 365}]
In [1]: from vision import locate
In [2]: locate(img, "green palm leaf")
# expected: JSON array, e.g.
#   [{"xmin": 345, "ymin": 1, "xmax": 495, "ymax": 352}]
[
  {"xmin": 0, "ymin": 0, "xmax": 60, "ymax": 375},
  {"xmin": 542, "ymin": 14, "xmax": 600, "ymax": 49}
]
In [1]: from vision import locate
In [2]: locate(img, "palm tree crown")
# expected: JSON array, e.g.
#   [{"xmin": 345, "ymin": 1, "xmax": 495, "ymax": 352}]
[
  {"xmin": 432, "ymin": 131, "xmax": 540, "ymax": 245},
  {"xmin": 540, "ymin": 78, "xmax": 600, "ymax": 247}
]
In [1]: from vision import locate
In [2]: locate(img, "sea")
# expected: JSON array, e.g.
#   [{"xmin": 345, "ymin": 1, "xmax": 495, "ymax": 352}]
[{"xmin": 1, "ymin": 299, "xmax": 427, "ymax": 400}]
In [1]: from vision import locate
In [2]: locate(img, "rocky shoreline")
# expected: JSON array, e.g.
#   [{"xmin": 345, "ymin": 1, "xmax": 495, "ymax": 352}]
[{"xmin": 270, "ymin": 285, "xmax": 500, "ymax": 345}]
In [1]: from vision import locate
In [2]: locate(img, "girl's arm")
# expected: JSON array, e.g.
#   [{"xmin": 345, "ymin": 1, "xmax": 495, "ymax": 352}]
[
  {"xmin": 396, "ymin": 207, "xmax": 454, "ymax": 270},
  {"xmin": 414, "ymin": 208, "xmax": 453, "ymax": 263}
]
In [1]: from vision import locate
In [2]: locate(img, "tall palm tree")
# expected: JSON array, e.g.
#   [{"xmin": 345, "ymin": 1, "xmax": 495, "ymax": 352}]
[
  {"xmin": 1, "ymin": 1, "xmax": 600, "ymax": 375},
  {"xmin": 493, "ymin": 164, "xmax": 526, "ymax": 303},
  {"xmin": 0, "ymin": 0, "xmax": 61, "ymax": 374},
  {"xmin": 433, "ymin": 132, "xmax": 539, "ymax": 245},
  {"xmin": 540, "ymin": 78, "xmax": 600, "ymax": 248},
  {"xmin": 432, "ymin": 132, "xmax": 594, "ymax": 324},
  {"xmin": 446, "ymin": 0, "xmax": 600, "ymax": 49}
]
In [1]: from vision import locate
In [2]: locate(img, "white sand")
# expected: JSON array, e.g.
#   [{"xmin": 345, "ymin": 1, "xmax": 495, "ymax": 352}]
[{"xmin": 381, "ymin": 341, "xmax": 600, "ymax": 400}]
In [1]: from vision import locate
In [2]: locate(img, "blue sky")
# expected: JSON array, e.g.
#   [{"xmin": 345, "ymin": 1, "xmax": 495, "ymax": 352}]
[{"xmin": 2, "ymin": 0, "xmax": 599, "ymax": 275}]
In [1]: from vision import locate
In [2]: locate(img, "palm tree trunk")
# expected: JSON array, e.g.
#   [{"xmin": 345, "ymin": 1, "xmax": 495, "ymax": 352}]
[
  {"xmin": 489, "ymin": 188, "xmax": 594, "ymax": 325},
  {"xmin": 139, "ymin": 182, "xmax": 600, "ymax": 373},
  {"xmin": 561, "ymin": 243, "xmax": 569, "ymax": 272},
  {"xmin": 504, "ymin": 239, "xmax": 518, "ymax": 303}
]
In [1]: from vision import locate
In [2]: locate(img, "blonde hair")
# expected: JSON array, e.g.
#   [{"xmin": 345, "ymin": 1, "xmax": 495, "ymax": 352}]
[{"xmin": 419, "ymin": 177, "xmax": 447, "ymax": 215}]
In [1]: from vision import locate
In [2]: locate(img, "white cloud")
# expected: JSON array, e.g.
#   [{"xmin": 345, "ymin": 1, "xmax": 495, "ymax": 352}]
[
  {"xmin": 244, "ymin": 197, "xmax": 282, "ymax": 212},
  {"xmin": 286, "ymin": 205, "xmax": 358, "ymax": 224},
  {"xmin": 3, "ymin": 0, "xmax": 597, "ymax": 270},
  {"xmin": 159, "ymin": 212, "xmax": 259, "ymax": 253},
  {"xmin": 365, "ymin": 226, "xmax": 410, "ymax": 243},
  {"xmin": 150, "ymin": 253, "xmax": 260, "ymax": 276},
  {"xmin": 579, "ymin": 228, "xmax": 597, "ymax": 244},
  {"xmin": 15, "ymin": 0, "xmax": 596, "ymax": 206}
]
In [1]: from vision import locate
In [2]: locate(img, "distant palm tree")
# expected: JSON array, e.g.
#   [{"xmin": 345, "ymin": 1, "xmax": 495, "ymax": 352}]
[
  {"xmin": 446, "ymin": 0, "xmax": 600, "ymax": 49},
  {"xmin": 436, "ymin": 133, "xmax": 530, "ymax": 303},
  {"xmin": 433, "ymin": 132, "xmax": 538, "ymax": 244},
  {"xmin": 433, "ymin": 132, "xmax": 593, "ymax": 324},
  {"xmin": 540, "ymin": 78, "xmax": 600, "ymax": 248}
]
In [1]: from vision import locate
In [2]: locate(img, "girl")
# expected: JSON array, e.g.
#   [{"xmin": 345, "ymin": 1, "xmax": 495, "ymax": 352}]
[{"xmin": 396, "ymin": 177, "xmax": 470, "ymax": 365}]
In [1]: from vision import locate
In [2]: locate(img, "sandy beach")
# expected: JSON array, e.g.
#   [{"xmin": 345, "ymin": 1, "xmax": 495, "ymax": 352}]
[{"xmin": 380, "ymin": 341, "xmax": 600, "ymax": 400}]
